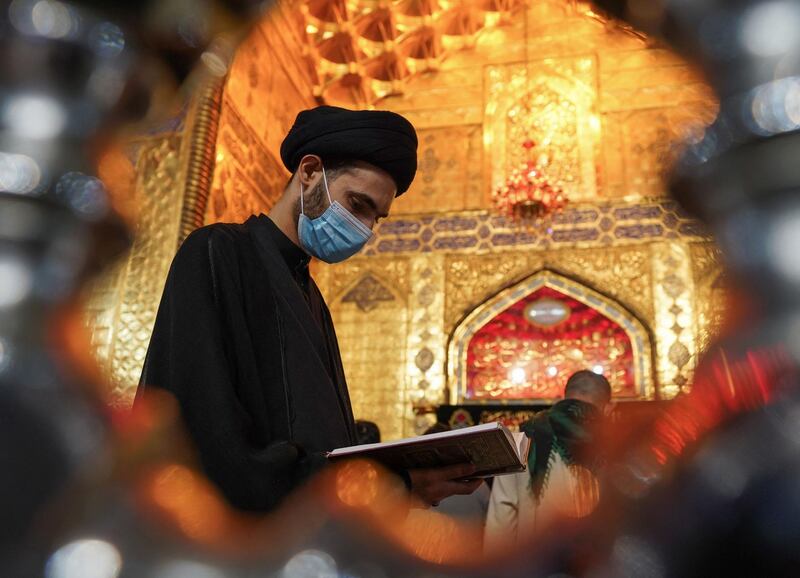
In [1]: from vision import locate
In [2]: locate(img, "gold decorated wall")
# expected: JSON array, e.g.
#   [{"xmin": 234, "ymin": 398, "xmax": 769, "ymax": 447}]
[
  {"xmin": 311, "ymin": 1, "xmax": 723, "ymax": 437},
  {"xmin": 83, "ymin": 1, "xmax": 316, "ymax": 404},
  {"xmin": 84, "ymin": 1, "xmax": 727, "ymax": 441},
  {"xmin": 317, "ymin": 215, "xmax": 723, "ymax": 437},
  {"xmin": 84, "ymin": 128, "xmax": 189, "ymax": 403},
  {"xmin": 207, "ymin": 3, "xmax": 317, "ymax": 223}
]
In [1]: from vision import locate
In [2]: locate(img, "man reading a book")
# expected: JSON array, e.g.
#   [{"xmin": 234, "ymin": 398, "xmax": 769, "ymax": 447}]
[
  {"xmin": 484, "ymin": 370, "xmax": 612, "ymax": 549},
  {"xmin": 136, "ymin": 106, "xmax": 481, "ymax": 512}
]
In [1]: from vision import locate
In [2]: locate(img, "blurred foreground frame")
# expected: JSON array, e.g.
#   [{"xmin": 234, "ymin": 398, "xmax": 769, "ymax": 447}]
[{"xmin": 4, "ymin": 1, "xmax": 800, "ymax": 578}]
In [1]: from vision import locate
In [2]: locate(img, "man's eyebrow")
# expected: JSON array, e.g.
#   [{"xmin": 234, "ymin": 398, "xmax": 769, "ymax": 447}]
[{"xmin": 348, "ymin": 190, "xmax": 389, "ymax": 219}]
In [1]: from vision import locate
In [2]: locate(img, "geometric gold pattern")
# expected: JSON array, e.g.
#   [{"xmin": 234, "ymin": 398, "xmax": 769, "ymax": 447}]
[
  {"xmin": 652, "ymin": 242, "xmax": 697, "ymax": 397},
  {"xmin": 691, "ymin": 241, "xmax": 728, "ymax": 355},
  {"xmin": 326, "ymin": 271, "xmax": 410, "ymax": 441},
  {"xmin": 84, "ymin": 135, "xmax": 186, "ymax": 405},
  {"xmin": 342, "ymin": 274, "xmax": 396, "ymax": 312}
]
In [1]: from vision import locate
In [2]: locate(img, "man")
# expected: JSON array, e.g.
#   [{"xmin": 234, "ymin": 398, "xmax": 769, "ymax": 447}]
[
  {"xmin": 136, "ymin": 106, "xmax": 480, "ymax": 512},
  {"xmin": 484, "ymin": 370, "xmax": 612, "ymax": 550},
  {"xmin": 355, "ymin": 420, "xmax": 381, "ymax": 445}
]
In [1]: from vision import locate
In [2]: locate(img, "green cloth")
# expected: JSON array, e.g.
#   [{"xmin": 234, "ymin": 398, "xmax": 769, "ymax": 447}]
[{"xmin": 520, "ymin": 399, "xmax": 602, "ymax": 502}]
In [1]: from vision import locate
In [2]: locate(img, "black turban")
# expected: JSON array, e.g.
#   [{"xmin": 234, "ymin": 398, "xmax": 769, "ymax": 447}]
[{"xmin": 280, "ymin": 106, "xmax": 418, "ymax": 195}]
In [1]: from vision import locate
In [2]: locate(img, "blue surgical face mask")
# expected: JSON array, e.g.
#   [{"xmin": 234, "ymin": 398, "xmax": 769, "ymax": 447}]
[{"xmin": 297, "ymin": 166, "xmax": 373, "ymax": 263}]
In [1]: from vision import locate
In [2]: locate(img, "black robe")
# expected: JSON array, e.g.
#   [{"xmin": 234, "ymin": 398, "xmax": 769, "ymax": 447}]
[{"xmin": 136, "ymin": 214, "xmax": 357, "ymax": 512}]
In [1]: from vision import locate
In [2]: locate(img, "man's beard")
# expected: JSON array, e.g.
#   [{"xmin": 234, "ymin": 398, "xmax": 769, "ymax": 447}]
[{"xmin": 293, "ymin": 179, "xmax": 329, "ymax": 224}]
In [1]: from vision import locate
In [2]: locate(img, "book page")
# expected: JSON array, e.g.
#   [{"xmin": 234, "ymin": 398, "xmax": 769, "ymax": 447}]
[
  {"xmin": 328, "ymin": 421, "xmax": 501, "ymax": 457},
  {"xmin": 513, "ymin": 432, "xmax": 531, "ymax": 462}
]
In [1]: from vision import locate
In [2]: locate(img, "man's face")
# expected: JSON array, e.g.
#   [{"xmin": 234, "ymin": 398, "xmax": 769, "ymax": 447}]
[{"xmin": 295, "ymin": 161, "xmax": 397, "ymax": 232}]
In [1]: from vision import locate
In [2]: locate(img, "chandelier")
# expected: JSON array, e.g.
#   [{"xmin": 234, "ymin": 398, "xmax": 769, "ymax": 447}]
[{"xmin": 492, "ymin": 139, "xmax": 568, "ymax": 223}]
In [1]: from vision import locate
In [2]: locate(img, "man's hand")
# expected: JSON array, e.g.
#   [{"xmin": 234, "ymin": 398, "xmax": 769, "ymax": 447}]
[{"xmin": 407, "ymin": 463, "xmax": 483, "ymax": 507}]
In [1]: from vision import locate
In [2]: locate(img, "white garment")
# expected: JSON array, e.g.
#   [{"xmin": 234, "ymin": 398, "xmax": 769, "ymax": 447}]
[
  {"xmin": 434, "ymin": 481, "xmax": 490, "ymax": 524},
  {"xmin": 484, "ymin": 452, "xmax": 599, "ymax": 552}
]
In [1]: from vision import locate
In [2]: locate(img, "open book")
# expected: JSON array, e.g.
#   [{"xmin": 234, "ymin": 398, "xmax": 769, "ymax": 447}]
[{"xmin": 327, "ymin": 422, "xmax": 531, "ymax": 478}]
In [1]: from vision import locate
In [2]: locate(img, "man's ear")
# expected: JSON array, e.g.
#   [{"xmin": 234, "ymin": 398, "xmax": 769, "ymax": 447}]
[{"xmin": 297, "ymin": 155, "xmax": 323, "ymax": 186}]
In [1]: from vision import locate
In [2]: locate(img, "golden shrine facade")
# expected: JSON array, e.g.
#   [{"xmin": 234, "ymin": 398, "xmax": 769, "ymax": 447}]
[{"xmin": 85, "ymin": 0, "xmax": 725, "ymax": 441}]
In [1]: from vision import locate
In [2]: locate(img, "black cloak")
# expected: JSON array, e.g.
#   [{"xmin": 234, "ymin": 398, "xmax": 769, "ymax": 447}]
[{"xmin": 136, "ymin": 215, "xmax": 357, "ymax": 512}]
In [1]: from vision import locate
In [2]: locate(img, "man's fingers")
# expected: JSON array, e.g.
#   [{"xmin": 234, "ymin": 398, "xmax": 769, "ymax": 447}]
[
  {"xmin": 451, "ymin": 478, "xmax": 483, "ymax": 495},
  {"xmin": 407, "ymin": 463, "xmax": 481, "ymax": 505},
  {"xmin": 434, "ymin": 478, "xmax": 483, "ymax": 499}
]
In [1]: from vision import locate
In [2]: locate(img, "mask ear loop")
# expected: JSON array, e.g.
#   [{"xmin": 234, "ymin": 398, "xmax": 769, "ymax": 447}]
[
  {"xmin": 321, "ymin": 165, "xmax": 333, "ymax": 205},
  {"xmin": 300, "ymin": 164, "xmax": 332, "ymax": 217},
  {"xmin": 299, "ymin": 176, "xmax": 305, "ymax": 216}
]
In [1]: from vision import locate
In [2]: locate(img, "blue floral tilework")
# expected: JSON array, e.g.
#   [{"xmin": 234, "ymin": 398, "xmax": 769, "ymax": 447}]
[{"xmin": 366, "ymin": 200, "xmax": 709, "ymax": 255}]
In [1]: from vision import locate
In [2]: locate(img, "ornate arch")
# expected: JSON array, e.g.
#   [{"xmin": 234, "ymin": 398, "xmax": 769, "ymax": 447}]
[{"xmin": 447, "ymin": 269, "xmax": 655, "ymax": 403}]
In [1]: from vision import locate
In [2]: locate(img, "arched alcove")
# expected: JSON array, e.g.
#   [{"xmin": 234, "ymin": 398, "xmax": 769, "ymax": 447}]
[{"xmin": 448, "ymin": 270, "xmax": 654, "ymax": 403}]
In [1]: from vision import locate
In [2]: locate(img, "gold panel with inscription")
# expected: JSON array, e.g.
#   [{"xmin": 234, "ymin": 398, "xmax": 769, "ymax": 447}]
[{"xmin": 392, "ymin": 125, "xmax": 484, "ymax": 215}]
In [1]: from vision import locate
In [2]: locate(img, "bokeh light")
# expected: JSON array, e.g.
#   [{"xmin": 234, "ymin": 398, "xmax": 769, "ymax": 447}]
[
  {"xmin": 89, "ymin": 21, "xmax": 125, "ymax": 57},
  {"xmin": 0, "ymin": 253, "xmax": 33, "ymax": 308},
  {"xmin": 145, "ymin": 464, "xmax": 232, "ymax": 545},
  {"xmin": 750, "ymin": 77, "xmax": 800, "ymax": 134},
  {"xmin": 0, "ymin": 152, "xmax": 42, "ymax": 194},
  {"xmin": 335, "ymin": 460, "xmax": 379, "ymax": 508},
  {"xmin": 150, "ymin": 560, "xmax": 227, "ymax": 578},
  {"xmin": 4, "ymin": 94, "xmax": 67, "ymax": 140},
  {"xmin": 45, "ymin": 538, "xmax": 123, "ymax": 578},
  {"xmin": 740, "ymin": 1, "xmax": 800, "ymax": 57},
  {"xmin": 281, "ymin": 550, "xmax": 338, "ymax": 578},
  {"xmin": 55, "ymin": 172, "xmax": 110, "ymax": 221},
  {"xmin": 767, "ymin": 206, "xmax": 800, "ymax": 282},
  {"xmin": 9, "ymin": 0, "xmax": 79, "ymax": 39}
]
